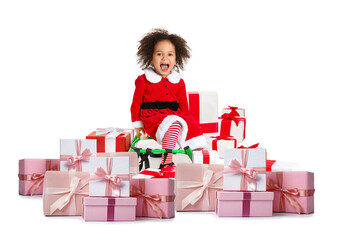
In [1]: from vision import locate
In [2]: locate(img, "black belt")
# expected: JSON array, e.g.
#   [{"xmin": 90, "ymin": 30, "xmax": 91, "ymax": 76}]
[{"xmin": 141, "ymin": 101, "xmax": 179, "ymax": 111}]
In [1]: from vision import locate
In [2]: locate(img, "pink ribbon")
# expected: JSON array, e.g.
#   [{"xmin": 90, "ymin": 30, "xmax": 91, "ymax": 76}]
[
  {"xmin": 267, "ymin": 173, "xmax": 315, "ymax": 214},
  {"xmin": 223, "ymin": 149, "xmax": 266, "ymax": 191},
  {"xmin": 178, "ymin": 169, "xmax": 223, "ymax": 210},
  {"xmin": 89, "ymin": 157, "xmax": 129, "ymax": 197},
  {"xmin": 62, "ymin": 139, "xmax": 93, "ymax": 171},
  {"xmin": 45, "ymin": 172, "xmax": 89, "ymax": 215}
]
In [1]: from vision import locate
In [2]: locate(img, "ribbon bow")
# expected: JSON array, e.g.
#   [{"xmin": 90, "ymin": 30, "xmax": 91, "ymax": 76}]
[
  {"xmin": 95, "ymin": 127, "xmax": 124, "ymax": 138},
  {"xmin": 179, "ymin": 169, "xmax": 223, "ymax": 210},
  {"xmin": 130, "ymin": 182, "xmax": 166, "ymax": 218},
  {"xmin": 66, "ymin": 139, "xmax": 93, "ymax": 171},
  {"xmin": 46, "ymin": 174, "xmax": 89, "ymax": 215},
  {"xmin": 267, "ymin": 175, "xmax": 315, "ymax": 214},
  {"xmin": 90, "ymin": 157, "xmax": 129, "ymax": 197},
  {"xmin": 238, "ymin": 143, "xmax": 259, "ymax": 149},
  {"xmin": 219, "ymin": 106, "xmax": 242, "ymax": 126},
  {"xmin": 223, "ymin": 149, "xmax": 265, "ymax": 191}
]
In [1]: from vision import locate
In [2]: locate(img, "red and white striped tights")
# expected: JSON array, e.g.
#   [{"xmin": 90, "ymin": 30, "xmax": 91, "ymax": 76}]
[{"xmin": 161, "ymin": 121, "xmax": 182, "ymax": 164}]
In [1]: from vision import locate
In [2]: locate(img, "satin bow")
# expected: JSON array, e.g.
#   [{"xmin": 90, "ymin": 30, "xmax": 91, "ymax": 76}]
[
  {"xmin": 89, "ymin": 157, "xmax": 129, "ymax": 197},
  {"xmin": 47, "ymin": 174, "xmax": 89, "ymax": 215},
  {"xmin": 66, "ymin": 139, "xmax": 93, "ymax": 171},
  {"xmin": 223, "ymin": 149, "xmax": 265, "ymax": 191},
  {"xmin": 130, "ymin": 185, "xmax": 164, "ymax": 218},
  {"xmin": 267, "ymin": 176, "xmax": 315, "ymax": 214},
  {"xmin": 180, "ymin": 169, "xmax": 223, "ymax": 210},
  {"xmin": 219, "ymin": 106, "xmax": 241, "ymax": 126},
  {"xmin": 90, "ymin": 167, "xmax": 122, "ymax": 197}
]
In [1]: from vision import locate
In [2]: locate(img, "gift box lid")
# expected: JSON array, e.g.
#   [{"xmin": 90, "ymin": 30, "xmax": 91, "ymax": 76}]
[
  {"xmin": 216, "ymin": 191, "xmax": 274, "ymax": 201},
  {"xmin": 19, "ymin": 159, "xmax": 60, "ymax": 174},
  {"xmin": 266, "ymin": 171, "xmax": 314, "ymax": 189},
  {"xmin": 82, "ymin": 197, "xmax": 137, "ymax": 206}
]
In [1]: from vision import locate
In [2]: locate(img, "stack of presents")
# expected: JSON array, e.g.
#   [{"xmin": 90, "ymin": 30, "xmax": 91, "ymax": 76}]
[{"xmin": 18, "ymin": 92, "xmax": 315, "ymax": 221}]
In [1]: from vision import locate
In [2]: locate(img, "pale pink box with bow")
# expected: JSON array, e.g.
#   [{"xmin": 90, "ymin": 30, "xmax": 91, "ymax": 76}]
[
  {"xmin": 60, "ymin": 139, "xmax": 97, "ymax": 172},
  {"xmin": 175, "ymin": 163, "xmax": 224, "ymax": 211},
  {"xmin": 18, "ymin": 159, "xmax": 60, "ymax": 195},
  {"xmin": 43, "ymin": 171, "xmax": 89, "ymax": 216},
  {"xmin": 223, "ymin": 148, "xmax": 266, "ymax": 191},
  {"xmin": 130, "ymin": 178, "xmax": 175, "ymax": 218},
  {"xmin": 82, "ymin": 197, "xmax": 137, "ymax": 221},
  {"xmin": 267, "ymin": 171, "xmax": 315, "ymax": 214},
  {"xmin": 216, "ymin": 191, "xmax": 274, "ymax": 217},
  {"xmin": 89, "ymin": 154, "xmax": 138, "ymax": 197}
]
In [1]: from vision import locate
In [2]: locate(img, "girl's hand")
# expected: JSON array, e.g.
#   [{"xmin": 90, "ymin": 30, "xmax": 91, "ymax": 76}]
[{"xmin": 135, "ymin": 127, "xmax": 145, "ymax": 138}]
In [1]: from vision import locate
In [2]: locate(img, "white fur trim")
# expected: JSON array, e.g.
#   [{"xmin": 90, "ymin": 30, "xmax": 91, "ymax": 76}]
[
  {"xmin": 145, "ymin": 69, "xmax": 181, "ymax": 84},
  {"xmin": 132, "ymin": 120, "xmax": 144, "ymax": 128},
  {"xmin": 185, "ymin": 135, "xmax": 207, "ymax": 150},
  {"xmin": 155, "ymin": 115, "xmax": 188, "ymax": 147}
]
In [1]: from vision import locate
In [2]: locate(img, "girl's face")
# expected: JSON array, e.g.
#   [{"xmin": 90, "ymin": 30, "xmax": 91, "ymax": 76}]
[{"xmin": 151, "ymin": 40, "xmax": 177, "ymax": 78}]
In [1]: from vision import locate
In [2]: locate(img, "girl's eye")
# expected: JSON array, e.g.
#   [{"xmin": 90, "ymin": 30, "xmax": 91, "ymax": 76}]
[{"xmin": 157, "ymin": 53, "xmax": 162, "ymax": 56}]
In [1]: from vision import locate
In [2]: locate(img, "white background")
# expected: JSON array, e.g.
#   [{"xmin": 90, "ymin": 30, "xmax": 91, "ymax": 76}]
[{"xmin": 1, "ymin": 0, "xmax": 336, "ymax": 239}]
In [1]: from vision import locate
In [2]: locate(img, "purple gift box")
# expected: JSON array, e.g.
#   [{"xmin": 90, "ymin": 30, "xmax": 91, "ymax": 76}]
[
  {"xmin": 216, "ymin": 191, "xmax": 274, "ymax": 217},
  {"xmin": 82, "ymin": 197, "xmax": 137, "ymax": 221}
]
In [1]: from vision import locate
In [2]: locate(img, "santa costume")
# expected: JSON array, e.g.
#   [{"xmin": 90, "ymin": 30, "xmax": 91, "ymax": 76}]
[{"xmin": 131, "ymin": 68, "xmax": 207, "ymax": 150}]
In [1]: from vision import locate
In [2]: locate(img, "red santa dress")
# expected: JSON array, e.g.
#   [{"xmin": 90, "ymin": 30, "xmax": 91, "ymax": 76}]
[{"xmin": 131, "ymin": 69, "xmax": 207, "ymax": 150}]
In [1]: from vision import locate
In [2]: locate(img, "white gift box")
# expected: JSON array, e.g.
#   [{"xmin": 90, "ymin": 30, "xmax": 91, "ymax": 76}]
[
  {"xmin": 89, "ymin": 156, "xmax": 130, "ymax": 197},
  {"xmin": 60, "ymin": 139, "xmax": 97, "ymax": 172},
  {"xmin": 219, "ymin": 107, "xmax": 246, "ymax": 143},
  {"xmin": 204, "ymin": 134, "xmax": 237, "ymax": 158},
  {"xmin": 192, "ymin": 150, "xmax": 223, "ymax": 164},
  {"xmin": 188, "ymin": 92, "xmax": 218, "ymax": 134},
  {"xmin": 223, "ymin": 148, "xmax": 266, "ymax": 191}
]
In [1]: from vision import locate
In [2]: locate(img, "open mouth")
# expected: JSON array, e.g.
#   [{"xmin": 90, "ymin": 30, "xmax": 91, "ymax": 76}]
[{"xmin": 160, "ymin": 64, "xmax": 169, "ymax": 71}]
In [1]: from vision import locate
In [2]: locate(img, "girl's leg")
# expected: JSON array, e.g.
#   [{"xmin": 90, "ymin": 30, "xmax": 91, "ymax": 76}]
[{"xmin": 161, "ymin": 121, "xmax": 182, "ymax": 164}]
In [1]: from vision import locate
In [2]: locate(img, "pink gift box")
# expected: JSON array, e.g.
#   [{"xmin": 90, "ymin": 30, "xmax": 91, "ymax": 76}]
[
  {"xmin": 267, "ymin": 171, "xmax": 315, "ymax": 214},
  {"xmin": 43, "ymin": 171, "xmax": 89, "ymax": 216},
  {"xmin": 18, "ymin": 159, "xmax": 60, "ymax": 195},
  {"xmin": 130, "ymin": 178, "xmax": 175, "ymax": 218},
  {"xmin": 175, "ymin": 163, "xmax": 224, "ymax": 211},
  {"xmin": 82, "ymin": 197, "xmax": 137, "ymax": 221},
  {"xmin": 216, "ymin": 191, "xmax": 274, "ymax": 217}
]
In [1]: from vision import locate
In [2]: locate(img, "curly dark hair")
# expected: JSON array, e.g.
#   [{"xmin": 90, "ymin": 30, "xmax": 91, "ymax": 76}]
[{"xmin": 137, "ymin": 28, "xmax": 191, "ymax": 71}]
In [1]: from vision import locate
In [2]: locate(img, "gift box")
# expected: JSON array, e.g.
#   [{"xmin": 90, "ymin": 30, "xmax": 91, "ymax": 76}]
[
  {"xmin": 89, "ymin": 156, "xmax": 133, "ymax": 197},
  {"xmin": 175, "ymin": 163, "xmax": 224, "ymax": 211},
  {"xmin": 43, "ymin": 171, "xmax": 89, "ymax": 216},
  {"xmin": 188, "ymin": 91, "xmax": 218, "ymax": 134},
  {"xmin": 216, "ymin": 191, "xmax": 274, "ymax": 217},
  {"xmin": 130, "ymin": 178, "xmax": 175, "ymax": 218},
  {"xmin": 223, "ymin": 148, "xmax": 266, "ymax": 191},
  {"xmin": 60, "ymin": 139, "xmax": 96, "ymax": 172},
  {"xmin": 18, "ymin": 159, "xmax": 60, "ymax": 195},
  {"xmin": 219, "ymin": 106, "xmax": 246, "ymax": 143},
  {"xmin": 206, "ymin": 136, "xmax": 237, "ymax": 158},
  {"xmin": 96, "ymin": 152, "xmax": 139, "ymax": 177},
  {"xmin": 192, "ymin": 150, "xmax": 222, "ymax": 164},
  {"xmin": 86, "ymin": 127, "xmax": 131, "ymax": 153},
  {"xmin": 82, "ymin": 196, "xmax": 137, "ymax": 221},
  {"xmin": 267, "ymin": 171, "xmax": 315, "ymax": 214}
]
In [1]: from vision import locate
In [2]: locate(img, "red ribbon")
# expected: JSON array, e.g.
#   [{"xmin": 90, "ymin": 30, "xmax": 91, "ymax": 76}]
[
  {"xmin": 140, "ymin": 166, "xmax": 176, "ymax": 178},
  {"xmin": 237, "ymin": 143, "xmax": 259, "ymax": 149},
  {"xmin": 219, "ymin": 106, "xmax": 246, "ymax": 139},
  {"xmin": 202, "ymin": 150, "xmax": 210, "ymax": 164}
]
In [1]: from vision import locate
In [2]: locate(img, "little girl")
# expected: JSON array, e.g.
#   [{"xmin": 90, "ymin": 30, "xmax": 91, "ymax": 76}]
[{"xmin": 131, "ymin": 28, "xmax": 207, "ymax": 165}]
